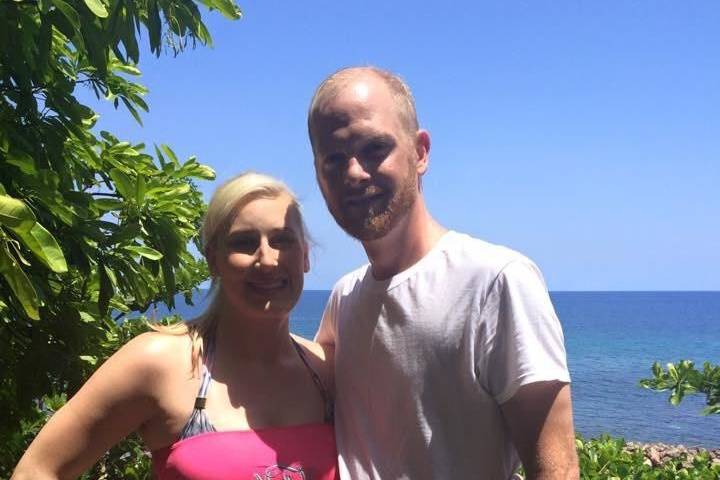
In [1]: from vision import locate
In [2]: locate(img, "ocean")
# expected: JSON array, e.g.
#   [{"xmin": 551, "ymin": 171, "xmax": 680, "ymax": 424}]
[{"xmin": 158, "ymin": 290, "xmax": 720, "ymax": 448}]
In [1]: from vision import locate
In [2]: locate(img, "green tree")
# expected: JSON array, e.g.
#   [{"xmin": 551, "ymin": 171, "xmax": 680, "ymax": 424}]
[
  {"xmin": 0, "ymin": 0, "xmax": 239, "ymax": 474},
  {"xmin": 641, "ymin": 360, "xmax": 720, "ymax": 415}
]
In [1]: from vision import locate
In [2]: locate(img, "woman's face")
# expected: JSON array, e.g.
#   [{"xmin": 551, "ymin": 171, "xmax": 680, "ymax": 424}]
[{"xmin": 211, "ymin": 193, "xmax": 309, "ymax": 320}]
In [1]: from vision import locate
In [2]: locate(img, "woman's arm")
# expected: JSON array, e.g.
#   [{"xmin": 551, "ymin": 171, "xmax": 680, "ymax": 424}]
[{"xmin": 11, "ymin": 332, "xmax": 176, "ymax": 480}]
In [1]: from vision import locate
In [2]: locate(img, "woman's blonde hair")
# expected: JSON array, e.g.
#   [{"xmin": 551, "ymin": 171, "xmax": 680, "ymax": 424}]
[{"xmin": 154, "ymin": 171, "xmax": 307, "ymax": 374}]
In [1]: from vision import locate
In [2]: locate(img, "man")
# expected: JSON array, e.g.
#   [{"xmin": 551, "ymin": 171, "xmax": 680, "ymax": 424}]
[{"xmin": 309, "ymin": 66, "xmax": 578, "ymax": 479}]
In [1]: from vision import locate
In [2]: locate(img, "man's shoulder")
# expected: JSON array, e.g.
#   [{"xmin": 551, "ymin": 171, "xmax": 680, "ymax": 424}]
[
  {"xmin": 330, "ymin": 263, "xmax": 372, "ymax": 295},
  {"xmin": 443, "ymin": 230, "xmax": 533, "ymax": 276}
]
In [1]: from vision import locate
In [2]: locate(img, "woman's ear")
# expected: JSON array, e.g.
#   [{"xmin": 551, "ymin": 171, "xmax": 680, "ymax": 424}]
[
  {"xmin": 303, "ymin": 243, "xmax": 310, "ymax": 273},
  {"xmin": 206, "ymin": 245, "xmax": 218, "ymax": 277}
]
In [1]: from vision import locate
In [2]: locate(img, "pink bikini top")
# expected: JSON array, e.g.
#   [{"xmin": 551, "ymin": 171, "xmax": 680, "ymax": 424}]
[{"xmin": 152, "ymin": 339, "xmax": 338, "ymax": 480}]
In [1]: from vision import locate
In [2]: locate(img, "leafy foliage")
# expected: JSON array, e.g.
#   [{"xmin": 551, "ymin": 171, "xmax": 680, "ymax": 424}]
[
  {"xmin": 641, "ymin": 360, "xmax": 720, "ymax": 415},
  {"xmin": 574, "ymin": 435, "xmax": 720, "ymax": 480},
  {"xmin": 2, "ymin": 317, "xmax": 160, "ymax": 479},
  {"xmin": 0, "ymin": 0, "xmax": 239, "ymax": 474}
]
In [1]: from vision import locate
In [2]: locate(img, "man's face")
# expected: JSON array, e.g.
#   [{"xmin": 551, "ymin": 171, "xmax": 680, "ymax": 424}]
[{"xmin": 310, "ymin": 77, "xmax": 424, "ymax": 241}]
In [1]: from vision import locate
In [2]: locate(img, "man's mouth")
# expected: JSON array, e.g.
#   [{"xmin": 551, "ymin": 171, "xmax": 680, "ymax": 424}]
[{"xmin": 343, "ymin": 191, "xmax": 386, "ymax": 208}]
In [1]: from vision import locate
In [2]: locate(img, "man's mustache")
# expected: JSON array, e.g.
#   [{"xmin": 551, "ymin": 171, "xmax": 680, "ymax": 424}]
[{"xmin": 342, "ymin": 184, "xmax": 384, "ymax": 200}]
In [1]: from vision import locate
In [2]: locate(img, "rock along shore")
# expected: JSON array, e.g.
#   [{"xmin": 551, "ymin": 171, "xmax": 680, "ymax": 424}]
[{"xmin": 625, "ymin": 441, "xmax": 720, "ymax": 467}]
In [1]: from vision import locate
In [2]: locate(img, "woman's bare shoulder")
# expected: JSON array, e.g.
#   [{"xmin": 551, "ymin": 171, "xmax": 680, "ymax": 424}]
[{"xmin": 115, "ymin": 330, "xmax": 194, "ymax": 377}]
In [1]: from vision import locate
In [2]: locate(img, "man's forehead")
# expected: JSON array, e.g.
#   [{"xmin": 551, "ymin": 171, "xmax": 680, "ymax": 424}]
[
  {"xmin": 312, "ymin": 100, "xmax": 372, "ymax": 136},
  {"xmin": 348, "ymin": 80, "xmax": 371, "ymax": 101},
  {"xmin": 318, "ymin": 74, "xmax": 392, "ymax": 111}
]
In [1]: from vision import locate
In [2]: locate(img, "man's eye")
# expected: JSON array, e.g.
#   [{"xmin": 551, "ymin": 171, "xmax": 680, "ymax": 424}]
[
  {"xmin": 363, "ymin": 142, "xmax": 391, "ymax": 160},
  {"xmin": 323, "ymin": 154, "xmax": 345, "ymax": 169}
]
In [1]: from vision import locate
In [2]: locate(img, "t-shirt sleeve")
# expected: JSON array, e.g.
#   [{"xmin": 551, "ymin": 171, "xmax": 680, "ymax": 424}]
[
  {"xmin": 314, "ymin": 287, "xmax": 339, "ymax": 347},
  {"xmin": 476, "ymin": 258, "xmax": 570, "ymax": 404}
]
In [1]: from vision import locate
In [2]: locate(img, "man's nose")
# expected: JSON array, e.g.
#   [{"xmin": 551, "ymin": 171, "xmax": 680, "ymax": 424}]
[{"xmin": 345, "ymin": 156, "xmax": 371, "ymax": 186}]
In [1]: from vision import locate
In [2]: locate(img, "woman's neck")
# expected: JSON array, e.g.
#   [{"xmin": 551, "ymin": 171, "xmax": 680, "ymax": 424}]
[{"xmin": 212, "ymin": 308, "xmax": 295, "ymax": 365}]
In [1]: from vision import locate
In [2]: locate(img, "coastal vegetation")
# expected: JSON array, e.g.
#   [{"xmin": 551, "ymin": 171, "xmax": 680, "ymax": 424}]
[
  {"xmin": 0, "ymin": 0, "xmax": 239, "ymax": 475},
  {"xmin": 641, "ymin": 360, "xmax": 720, "ymax": 416},
  {"xmin": 575, "ymin": 435, "xmax": 720, "ymax": 479},
  {"xmin": 559, "ymin": 361, "xmax": 720, "ymax": 478}
]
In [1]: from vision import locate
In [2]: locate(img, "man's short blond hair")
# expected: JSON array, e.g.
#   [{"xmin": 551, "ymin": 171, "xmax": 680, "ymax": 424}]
[{"xmin": 308, "ymin": 66, "xmax": 419, "ymax": 139}]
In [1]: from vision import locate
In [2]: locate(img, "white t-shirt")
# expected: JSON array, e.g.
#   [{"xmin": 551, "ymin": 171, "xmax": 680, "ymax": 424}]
[{"xmin": 316, "ymin": 231, "xmax": 570, "ymax": 479}]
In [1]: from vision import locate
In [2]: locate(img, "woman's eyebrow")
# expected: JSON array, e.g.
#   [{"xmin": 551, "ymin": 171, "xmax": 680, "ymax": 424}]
[
  {"xmin": 227, "ymin": 227, "xmax": 296, "ymax": 236},
  {"xmin": 226, "ymin": 229, "xmax": 257, "ymax": 236}
]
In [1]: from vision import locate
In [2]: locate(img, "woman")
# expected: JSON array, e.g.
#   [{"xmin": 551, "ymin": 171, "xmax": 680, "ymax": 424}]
[{"xmin": 12, "ymin": 172, "xmax": 338, "ymax": 480}]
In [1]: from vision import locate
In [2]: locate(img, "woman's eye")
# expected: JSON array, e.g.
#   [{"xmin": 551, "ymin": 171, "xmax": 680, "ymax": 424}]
[
  {"xmin": 270, "ymin": 234, "xmax": 297, "ymax": 250},
  {"xmin": 228, "ymin": 237, "xmax": 258, "ymax": 253}
]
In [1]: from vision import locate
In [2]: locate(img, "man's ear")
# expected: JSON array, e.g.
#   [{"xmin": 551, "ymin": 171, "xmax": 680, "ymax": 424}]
[{"xmin": 415, "ymin": 129, "xmax": 431, "ymax": 175}]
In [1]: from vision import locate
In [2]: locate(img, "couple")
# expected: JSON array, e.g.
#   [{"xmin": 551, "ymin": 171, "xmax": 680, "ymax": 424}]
[{"xmin": 13, "ymin": 67, "xmax": 578, "ymax": 479}]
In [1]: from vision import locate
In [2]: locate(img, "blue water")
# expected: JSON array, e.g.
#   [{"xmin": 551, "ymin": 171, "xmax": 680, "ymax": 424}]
[{"xmin": 155, "ymin": 290, "xmax": 720, "ymax": 448}]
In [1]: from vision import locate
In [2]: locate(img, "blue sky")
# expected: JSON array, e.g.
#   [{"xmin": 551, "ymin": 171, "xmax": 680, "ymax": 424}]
[{"xmin": 84, "ymin": 1, "xmax": 720, "ymax": 290}]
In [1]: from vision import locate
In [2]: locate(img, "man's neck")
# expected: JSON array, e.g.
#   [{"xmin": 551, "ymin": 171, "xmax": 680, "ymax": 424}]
[{"xmin": 363, "ymin": 196, "xmax": 447, "ymax": 280}]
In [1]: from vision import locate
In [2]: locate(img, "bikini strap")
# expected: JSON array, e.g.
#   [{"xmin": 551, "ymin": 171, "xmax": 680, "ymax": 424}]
[
  {"xmin": 179, "ymin": 338, "xmax": 217, "ymax": 440},
  {"xmin": 291, "ymin": 338, "xmax": 334, "ymax": 424},
  {"xmin": 194, "ymin": 364, "xmax": 213, "ymax": 408}
]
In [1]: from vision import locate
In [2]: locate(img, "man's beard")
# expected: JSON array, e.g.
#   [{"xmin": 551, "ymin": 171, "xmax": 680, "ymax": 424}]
[{"xmin": 332, "ymin": 170, "xmax": 418, "ymax": 242}]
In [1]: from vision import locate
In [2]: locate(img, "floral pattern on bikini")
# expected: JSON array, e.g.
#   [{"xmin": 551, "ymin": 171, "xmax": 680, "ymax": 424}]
[{"xmin": 253, "ymin": 463, "xmax": 306, "ymax": 479}]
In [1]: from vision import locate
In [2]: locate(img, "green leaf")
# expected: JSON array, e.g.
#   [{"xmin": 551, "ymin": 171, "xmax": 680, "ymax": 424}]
[
  {"xmin": 154, "ymin": 144, "xmax": 167, "ymax": 167},
  {"xmin": 136, "ymin": 175, "xmax": 146, "ymax": 205},
  {"xmin": 114, "ymin": 64, "xmax": 141, "ymax": 76},
  {"xmin": 120, "ymin": 15, "xmax": 140, "ymax": 63},
  {"xmin": 160, "ymin": 145, "xmax": 180, "ymax": 166},
  {"xmin": 50, "ymin": 0, "xmax": 81, "ymax": 31},
  {"xmin": 109, "ymin": 297, "xmax": 130, "ymax": 312},
  {"xmin": 120, "ymin": 96, "xmax": 143, "ymax": 125},
  {"xmin": 109, "ymin": 169, "xmax": 135, "ymax": 200},
  {"xmin": 122, "ymin": 245, "xmax": 163, "ymax": 260},
  {"xmin": 670, "ymin": 388, "xmax": 684, "ymax": 405},
  {"xmin": 79, "ymin": 355, "xmax": 98, "ymax": 365},
  {"xmin": 6, "ymin": 150, "xmax": 37, "ymax": 174},
  {"xmin": 82, "ymin": 18, "xmax": 108, "ymax": 74},
  {"xmin": 13, "ymin": 222, "xmax": 68, "ymax": 273},
  {"xmin": 160, "ymin": 259, "xmax": 176, "ymax": 306},
  {"xmin": 196, "ymin": 20, "xmax": 212, "ymax": 46},
  {"xmin": 79, "ymin": 311, "xmax": 96, "ymax": 323},
  {"xmin": 98, "ymin": 264, "xmax": 114, "ymax": 315},
  {"xmin": 200, "ymin": 0, "xmax": 241, "ymax": 20},
  {"xmin": 0, "ymin": 244, "xmax": 40, "ymax": 320},
  {"xmin": 0, "ymin": 195, "xmax": 37, "ymax": 230},
  {"xmin": 94, "ymin": 197, "xmax": 125, "ymax": 211},
  {"xmin": 82, "ymin": 0, "xmax": 108, "ymax": 17},
  {"xmin": 161, "ymin": 184, "xmax": 191, "ymax": 198},
  {"xmin": 703, "ymin": 404, "xmax": 720, "ymax": 415},
  {"xmin": 146, "ymin": 0, "xmax": 162, "ymax": 54}
]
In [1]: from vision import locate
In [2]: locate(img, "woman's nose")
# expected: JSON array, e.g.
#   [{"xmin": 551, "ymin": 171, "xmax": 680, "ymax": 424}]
[{"xmin": 255, "ymin": 239, "xmax": 279, "ymax": 268}]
